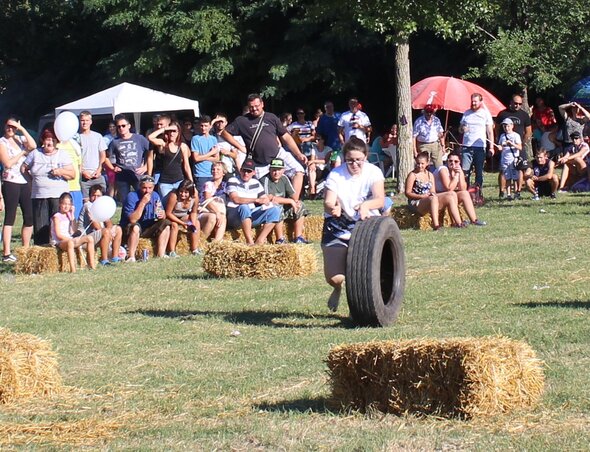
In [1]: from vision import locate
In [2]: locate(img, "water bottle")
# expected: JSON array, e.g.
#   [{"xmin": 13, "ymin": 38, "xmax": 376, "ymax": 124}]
[{"xmin": 142, "ymin": 249, "xmax": 149, "ymax": 262}]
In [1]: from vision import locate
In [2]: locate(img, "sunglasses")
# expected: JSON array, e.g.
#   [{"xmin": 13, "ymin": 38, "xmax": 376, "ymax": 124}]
[
  {"xmin": 116, "ymin": 124, "xmax": 129, "ymax": 129},
  {"xmin": 240, "ymin": 168, "xmax": 254, "ymax": 174},
  {"xmin": 345, "ymin": 158, "xmax": 365, "ymax": 165}
]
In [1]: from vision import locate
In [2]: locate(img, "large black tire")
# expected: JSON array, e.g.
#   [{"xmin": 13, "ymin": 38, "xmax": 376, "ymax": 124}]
[{"xmin": 345, "ymin": 216, "xmax": 405, "ymax": 327}]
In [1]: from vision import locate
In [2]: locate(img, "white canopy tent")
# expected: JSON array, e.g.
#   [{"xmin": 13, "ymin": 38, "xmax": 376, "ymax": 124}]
[{"xmin": 55, "ymin": 82, "xmax": 200, "ymax": 132}]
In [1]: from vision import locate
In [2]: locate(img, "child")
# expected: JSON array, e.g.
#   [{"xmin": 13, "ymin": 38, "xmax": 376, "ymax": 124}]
[
  {"xmin": 496, "ymin": 118, "xmax": 523, "ymax": 200},
  {"xmin": 51, "ymin": 192, "xmax": 96, "ymax": 272},
  {"xmin": 260, "ymin": 158, "xmax": 309, "ymax": 244},
  {"xmin": 77, "ymin": 184, "xmax": 123, "ymax": 265},
  {"xmin": 165, "ymin": 179, "xmax": 204, "ymax": 256}
]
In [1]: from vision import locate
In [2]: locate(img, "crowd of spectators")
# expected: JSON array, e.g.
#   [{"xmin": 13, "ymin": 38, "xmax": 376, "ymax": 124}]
[{"xmin": 1, "ymin": 91, "xmax": 587, "ymax": 270}]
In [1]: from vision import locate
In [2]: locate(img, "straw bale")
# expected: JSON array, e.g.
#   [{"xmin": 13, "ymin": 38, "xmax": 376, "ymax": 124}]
[
  {"xmin": 0, "ymin": 328, "xmax": 63, "ymax": 404},
  {"xmin": 391, "ymin": 206, "xmax": 468, "ymax": 230},
  {"xmin": 202, "ymin": 241, "xmax": 317, "ymax": 278},
  {"xmin": 14, "ymin": 246, "xmax": 89, "ymax": 274},
  {"xmin": 285, "ymin": 215, "xmax": 323, "ymax": 242},
  {"xmin": 326, "ymin": 337, "xmax": 544, "ymax": 418}
]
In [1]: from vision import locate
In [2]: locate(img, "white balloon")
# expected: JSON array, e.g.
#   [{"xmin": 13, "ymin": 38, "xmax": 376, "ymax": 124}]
[
  {"xmin": 54, "ymin": 111, "xmax": 79, "ymax": 142},
  {"xmin": 89, "ymin": 196, "xmax": 117, "ymax": 223}
]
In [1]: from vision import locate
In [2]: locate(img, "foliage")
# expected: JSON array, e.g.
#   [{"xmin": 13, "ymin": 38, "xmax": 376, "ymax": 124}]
[{"xmin": 465, "ymin": 0, "xmax": 590, "ymax": 93}]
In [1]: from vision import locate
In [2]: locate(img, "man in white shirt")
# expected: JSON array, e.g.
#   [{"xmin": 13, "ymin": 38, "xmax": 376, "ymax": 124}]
[
  {"xmin": 338, "ymin": 98, "xmax": 371, "ymax": 144},
  {"xmin": 460, "ymin": 93, "xmax": 494, "ymax": 187}
]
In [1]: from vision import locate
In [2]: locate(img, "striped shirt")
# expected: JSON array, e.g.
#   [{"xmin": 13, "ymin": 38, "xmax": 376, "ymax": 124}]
[{"xmin": 225, "ymin": 176, "xmax": 264, "ymax": 209}]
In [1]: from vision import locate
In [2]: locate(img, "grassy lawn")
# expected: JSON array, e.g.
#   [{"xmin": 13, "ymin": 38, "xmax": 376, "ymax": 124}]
[{"xmin": 1, "ymin": 174, "xmax": 590, "ymax": 449}]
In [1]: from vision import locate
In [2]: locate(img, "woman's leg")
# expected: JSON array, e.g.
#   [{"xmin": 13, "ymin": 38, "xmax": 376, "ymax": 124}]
[
  {"xmin": 213, "ymin": 215, "xmax": 227, "ymax": 242},
  {"xmin": 308, "ymin": 163, "xmax": 317, "ymax": 196},
  {"xmin": 322, "ymin": 244, "xmax": 348, "ymax": 311},
  {"xmin": 199, "ymin": 213, "xmax": 217, "ymax": 241},
  {"xmin": 169, "ymin": 222, "xmax": 179, "ymax": 253},
  {"xmin": 416, "ymin": 197, "xmax": 440, "ymax": 228},
  {"xmin": 437, "ymin": 191, "xmax": 463, "ymax": 225},
  {"xmin": 457, "ymin": 191, "xmax": 477, "ymax": 222}
]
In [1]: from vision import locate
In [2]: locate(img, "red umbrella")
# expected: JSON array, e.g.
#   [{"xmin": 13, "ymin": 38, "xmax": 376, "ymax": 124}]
[{"xmin": 411, "ymin": 76, "xmax": 506, "ymax": 117}]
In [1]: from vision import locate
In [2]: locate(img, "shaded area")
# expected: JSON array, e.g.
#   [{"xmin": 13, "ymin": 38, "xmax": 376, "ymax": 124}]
[
  {"xmin": 515, "ymin": 300, "xmax": 590, "ymax": 310},
  {"xmin": 128, "ymin": 308, "xmax": 357, "ymax": 329},
  {"xmin": 254, "ymin": 396, "xmax": 335, "ymax": 414}
]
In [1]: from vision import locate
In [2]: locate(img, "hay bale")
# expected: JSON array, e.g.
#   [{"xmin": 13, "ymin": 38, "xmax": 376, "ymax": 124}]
[
  {"xmin": 391, "ymin": 206, "xmax": 468, "ymax": 230},
  {"xmin": 14, "ymin": 246, "xmax": 88, "ymax": 274},
  {"xmin": 327, "ymin": 337, "xmax": 544, "ymax": 418},
  {"xmin": 202, "ymin": 241, "xmax": 317, "ymax": 278},
  {"xmin": 14, "ymin": 246, "xmax": 59, "ymax": 275},
  {"xmin": 285, "ymin": 215, "xmax": 323, "ymax": 242},
  {"xmin": 0, "ymin": 328, "xmax": 63, "ymax": 404}
]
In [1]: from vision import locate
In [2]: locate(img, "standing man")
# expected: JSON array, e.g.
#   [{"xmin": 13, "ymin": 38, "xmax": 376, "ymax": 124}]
[
  {"xmin": 220, "ymin": 93, "xmax": 307, "ymax": 200},
  {"xmin": 459, "ymin": 93, "xmax": 494, "ymax": 187},
  {"xmin": 496, "ymin": 94, "xmax": 532, "ymax": 157},
  {"xmin": 413, "ymin": 104, "xmax": 445, "ymax": 167},
  {"xmin": 78, "ymin": 111, "xmax": 107, "ymax": 201},
  {"xmin": 104, "ymin": 114, "xmax": 150, "ymax": 202},
  {"xmin": 191, "ymin": 115, "xmax": 220, "ymax": 192},
  {"xmin": 316, "ymin": 101, "xmax": 341, "ymax": 151},
  {"xmin": 338, "ymin": 97, "xmax": 372, "ymax": 145}
]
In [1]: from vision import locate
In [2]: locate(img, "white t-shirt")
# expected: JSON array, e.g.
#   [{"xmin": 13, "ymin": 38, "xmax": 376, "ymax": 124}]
[
  {"xmin": 460, "ymin": 107, "xmax": 493, "ymax": 147},
  {"xmin": 325, "ymin": 161, "xmax": 384, "ymax": 219},
  {"xmin": 338, "ymin": 111, "xmax": 371, "ymax": 142}
]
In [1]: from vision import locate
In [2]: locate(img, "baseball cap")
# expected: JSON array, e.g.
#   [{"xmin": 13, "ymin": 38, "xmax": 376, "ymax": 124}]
[
  {"xmin": 269, "ymin": 158, "xmax": 285, "ymax": 169},
  {"xmin": 501, "ymin": 118, "xmax": 513, "ymax": 125},
  {"xmin": 241, "ymin": 158, "xmax": 256, "ymax": 172},
  {"xmin": 424, "ymin": 104, "xmax": 436, "ymax": 113},
  {"xmin": 570, "ymin": 131, "xmax": 582, "ymax": 139}
]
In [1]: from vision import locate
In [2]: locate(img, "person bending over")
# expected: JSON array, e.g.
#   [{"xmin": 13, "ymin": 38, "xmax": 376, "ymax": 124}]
[{"xmin": 321, "ymin": 137, "xmax": 384, "ymax": 312}]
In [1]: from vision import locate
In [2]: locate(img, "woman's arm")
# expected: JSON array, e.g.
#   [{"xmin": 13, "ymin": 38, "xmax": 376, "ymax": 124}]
[
  {"xmin": 357, "ymin": 179, "xmax": 384, "ymax": 220},
  {"xmin": 53, "ymin": 163, "xmax": 76, "ymax": 180},
  {"xmin": 323, "ymin": 188, "xmax": 341, "ymax": 217},
  {"xmin": 180, "ymin": 144, "xmax": 194, "ymax": 182},
  {"xmin": 147, "ymin": 127, "xmax": 167, "ymax": 147},
  {"xmin": 0, "ymin": 141, "xmax": 30, "ymax": 169},
  {"xmin": 558, "ymin": 103, "xmax": 571, "ymax": 119}
]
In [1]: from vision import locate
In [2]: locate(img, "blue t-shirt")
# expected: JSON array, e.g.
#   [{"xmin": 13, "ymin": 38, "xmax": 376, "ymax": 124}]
[
  {"xmin": 191, "ymin": 134, "xmax": 218, "ymax": 178},
  {"xmin": 121, "ymin": 190, "xmax": 162, "ymax": 229},
  {"xmin": 316, "ymin": 113, "xmax": 341, "ymax": 150}
]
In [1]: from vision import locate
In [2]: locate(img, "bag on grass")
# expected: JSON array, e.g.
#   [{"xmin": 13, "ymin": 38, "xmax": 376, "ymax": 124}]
[{"xmin": 468, "ymin": 184, "xmax": 485, "ymax": 207}]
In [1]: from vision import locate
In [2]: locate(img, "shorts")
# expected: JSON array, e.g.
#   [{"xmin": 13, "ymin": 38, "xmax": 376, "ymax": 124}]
[
  {"xmin": 254, "ymin": 147, "xmax": 305, "ymax": 179},
  {"xmin": 123, "ymin": 219, "xmax": 171, "ymax": 241},
  {"xmin": 321, "ymin": 215, "xmax": 356, "ymax": 247},
  {"xmin": 281, "ymin": 202, "xmax": 308, "ymax": 221},
  {"xmin": 536, "ymin": 181, "xmax": 552, "ymax": 197}
]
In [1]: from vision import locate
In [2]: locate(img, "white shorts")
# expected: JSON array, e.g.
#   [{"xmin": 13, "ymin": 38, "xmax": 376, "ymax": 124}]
[{"xmin": 254, "ymin": 147, "xmax": 305, "ymax": 179}]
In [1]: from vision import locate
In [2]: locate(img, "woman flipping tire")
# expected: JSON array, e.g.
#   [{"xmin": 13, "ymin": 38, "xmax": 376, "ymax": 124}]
[
  {"xmin": 346, "ymin": 216, "xmax": 405, "ymax": 327},
  {"xmin": 321, "ymin": 137, "xmax": 395, "ymax": 318}
]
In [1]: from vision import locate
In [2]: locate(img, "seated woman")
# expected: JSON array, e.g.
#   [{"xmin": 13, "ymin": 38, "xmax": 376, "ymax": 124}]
[
  {"xmin": 165, "ymin": 180, "xmax": 204, "ymax": 256},
  {"xmin": 405, "ymin": 151, "xmax": 463, "ymax": 230},
  {"xmin": 321, "ymin": 137, "xmax": 385, "ymax": 312},
  {"xmin": 432, "ymin": 152, "xmax": 486, "ymax": 226},
  {"xmin": 199, "ymin": 161, "xmax": 228, "ymax": 241},
  {"xmin": 51, "ymin": 192, "xmax": 96, "ymax": 273}
]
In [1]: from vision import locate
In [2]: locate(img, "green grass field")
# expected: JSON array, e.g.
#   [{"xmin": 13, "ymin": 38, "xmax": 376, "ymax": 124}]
[{"xmin": 1, "ymin": 176, "xmax": 590, "ymax": 449}]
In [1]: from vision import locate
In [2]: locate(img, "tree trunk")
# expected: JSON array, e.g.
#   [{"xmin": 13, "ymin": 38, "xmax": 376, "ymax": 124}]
[
  {"xmin": 395, "ymin": 38, "xmax": 412, "ymax": 193},
  {"xmin": 520, "ymin": 86, "xmax": 533, "ymax": 160}
]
